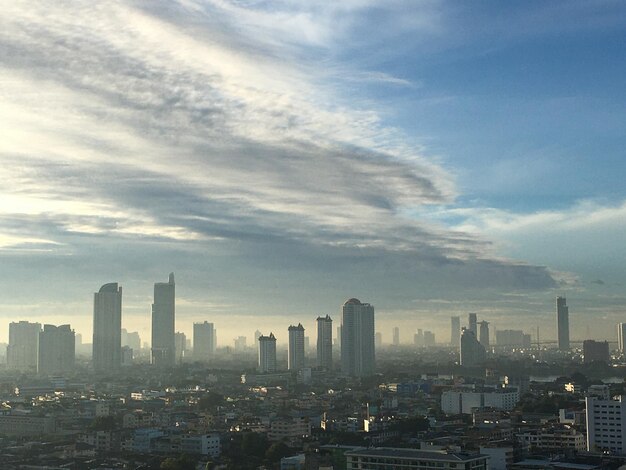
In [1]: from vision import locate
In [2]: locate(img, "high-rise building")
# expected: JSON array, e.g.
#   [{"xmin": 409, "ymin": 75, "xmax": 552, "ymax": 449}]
[
  {"xmin": 38, "ymin": 324, "xmax": 75, "ymax": 375},
  {"xmin": 258, "ymin": 333, "xmax": 277, "ymax": 373},
  {"xmin": 423, "ymin": 331, "xmax": 436, "ymax": 347},
  {"xmin": 375, "ymin": 332, "xmax": 383, "ymax": 349},
  {"xmin": 451, "ymin": 316, "xmax": 461, "ymax": 348},
  {"xmin": 121, "ymin": 329, "xmax": 141, "ymax": 352},
  {"xmin": 340, "ymin": 298, "xmax": 375, "ymax": 377},
  {"xmin": 193, "ymin": 322, "xmax": 215, "ymax": 361},
  {"xmin": 174, "ymin": 332, "xmax": 186, "ymax": 363},
  {"xmin": 288, "ymin": 324, "xmax": 305, "ymax": 371},
  {"xmin": 460, "ymin": 327, "xmax": 486, "ymax": 367},
  {"xmin": 618, "ymin": 323, "xmax": 626, "ymax": 353},
  {"xmin": 393, "ymin": 327, "xmax": 400, "ymax": 346},
  {"xmin": 586, "ymin": 395, "xmax": 626, "ymax": 454},
  {"xmin": 468, "ymin": 313, "xmax": 478, "ymax": 336},
  {"xmin": 151, "ymin": 273, "xmax": 175, "ymax": 367},
  {"xmin": 336, "ymin": 326, "xmax": 342, "ymax": 349},
  {"xmin": 556, "ymin": 296, "xmax": 570, "ymax": 350},
  {"xmin": 234, "ymin": 336, "xmax": 247, "ymax": 352},
  {"xmin": 583, "ymin": 340, "xmax": 610, "ymax": 364},
  {"xmin": 93, "ymin": 283, "xmax": 122, "ymax": 372},
  {"xmin": 479, "ymin": 321, "xmax": 490, "ymax": 349},
  {"xmin": 7, "ymin": 321, "xmax": 41, "ymax": 372},
  {"xmin": 414, "ymin": 329, "xmax": 424, "ymax": 347},
  {"xmin": 495, "ymin": 329, "xmax": 527, "ymax": 347},
  {"xmin": 316, "ymin": 315, "xmax": 332, "ymax": 370}
]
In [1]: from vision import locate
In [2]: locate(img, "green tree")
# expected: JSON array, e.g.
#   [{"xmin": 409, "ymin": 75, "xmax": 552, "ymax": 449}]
[{"xmin": 160, "ymin": 454, "xmax": 197, "ymax": 470}]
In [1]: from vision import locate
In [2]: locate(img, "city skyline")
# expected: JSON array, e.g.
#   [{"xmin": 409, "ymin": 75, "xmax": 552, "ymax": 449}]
[{"xmin": 1, "ymin": 2, "xmax": 626, "ymax": 343}]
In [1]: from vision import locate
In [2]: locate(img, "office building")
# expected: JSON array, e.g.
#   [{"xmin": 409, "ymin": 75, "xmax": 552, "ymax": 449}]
[
  {"xmin": 193, "ymin": 321, "xmax": 215, "ymax": 361},
  {"xmin": 618, "ymin": 323, "xmax": 626, "ymax": 353},
  {"xmin": 451, "ymin": 316, "xmax": 461, "ymax": 348},
  {"xmin": 414, "ymin": 329, "xmax": 424, "ymax": 347},
  {"xmin": 121, "ymin": 329, "xmax": 141, "ymax": 352},
  {"xmin": 7, "ymin": 321, "xmax": 41, "ymax": 372},
  {"xmin": 479, "ymin": 321, "xmax": 490, "ymax": 349},
  {"xmin": 375, "ymin": 332, "xmax": 382, "ymax": 349},
  {"xmin": 288, "ymin": 323, "xmax": 305, "ymax": 371},
  {"xmin": 234, "ymin": 336, "xmax": 247, "ymax": 352},
  {"xmin": 341, "ymin": 298, "xmax": 375, "ymax": 377},
  {"xmin": 258, "ymin": 333, "xmax": 277, "ymax": 373},
  {"xmin": 393, "ymin": 326, "xmax": 400, "ymax": 346},
  {"xmin": 316, "ymin": 315, "xmax": 333, "ymax": 370},
  {"xmin": 423, "ymin": 330, "xmax": 435, "ymax": 347},
  {"xmin": 38, "ymin": 324, "xmax": 75, "ymax": 375},
  {"xmin": 495, "ymin": 329, "xmax": 528, "ymax": 348},
  {"xmin": 151, "ymin": 273, "xmax": 175, "ymax": 367},
  {"xmin": 345, "ymin": 448, "xmax": 488, "ymax": 470},
  {"xmin": 583, "ymin": 340, "xmax": 610, "ymax": 364},
  {"xmin": 441, "ymin": 389, "xmax": 520, "ymax": 414},
  {"xmin": 460, "ymin": 327, "xmax": 486, "ymax": 367},
  {"xmin": 586, "ymin": 395, "xmax": 626, "ymax": 455},
  {"xmin": 556, "ymin": 296, "xmax": 570, "ymax": 350},
  {"xmin": 174, "ymin": 332, "xmax": 186, "ymax": 363},
  {"xmin": 468, "ymin": 313, "xmax": 478, "ymax": 335},
  {"xmin": 93, "ymin": 283, "xmax": 122, "ymax": 372}
]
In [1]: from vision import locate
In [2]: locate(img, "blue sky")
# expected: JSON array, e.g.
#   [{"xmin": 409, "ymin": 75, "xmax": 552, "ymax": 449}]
[{"xmin": 0, "ymin": 0, "xmax": 624, "ymax": 344}]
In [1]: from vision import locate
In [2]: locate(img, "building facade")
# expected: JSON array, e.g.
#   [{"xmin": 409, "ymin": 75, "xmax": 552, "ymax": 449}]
[
  {"xmin": 586, "ymin": 395, "xmax": 626, "ymax": 455},
  {"xmin": 193, "ymin": 321, "xmax": 215, "ymax": 361},
  {"xmin": 451, "ymin": 316, "xmax": 461, "ymax": 348},
  {"xmin": 583, "ymin": 340, "xmax": 610, "ymax": 364},
  {"xmin": 93, "ymin": 283, "xmax": 122, "ymax": 372},
  {"xmin": 38, "ymin": 324, "xmax": 75, "ymax": 375},
  {"xmin": 258, "ymin": 333, "xmax": 277, "ymax": 373},
  {"xmin": 556, "ymin": 296, "xmax": 570, "ymax": 350},
  {"xmin": 316, "ymin": 315, "xmax": 333, "ymax": 370},
  {"xmin": 617, "ymin": 323, "xmax": 626, "ymax": 353},
  {"xmin": 460, "ymin": 328, "xmax": 486, "ymax": 367},
  {"xmin": 341, "ymin": 298, "xmax": 375, "ymax": 377},
  {"xmin": 288, "ymin": 323, "xmax": 305, "ymax": 371},
  {"xmin": 344, "ymin": 448, "xmax": 488, "ymax": 470},
  {"xmin": 7, "ymin": 321, "xmax": 41, "ymax": 372},
  {"xmin": 151, "ymin": 273, "xmax": 175, "ymax": 367}
]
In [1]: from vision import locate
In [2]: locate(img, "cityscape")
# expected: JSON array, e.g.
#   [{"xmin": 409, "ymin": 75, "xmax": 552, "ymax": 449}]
[{"xmin": 2, "ymin": 1, "xmax": 626, "ymax": 470}]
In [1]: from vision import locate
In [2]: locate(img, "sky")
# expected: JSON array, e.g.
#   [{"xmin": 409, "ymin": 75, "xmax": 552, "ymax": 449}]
[{"xmin": 0, "ymin": 0, "xmax": 625, "ymax": 346}]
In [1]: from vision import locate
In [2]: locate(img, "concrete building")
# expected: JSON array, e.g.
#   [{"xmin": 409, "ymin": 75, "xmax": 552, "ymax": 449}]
[
  {"xmin": 38, "ymin": 324, "xmax": 75, "ymax": 375},
  {"xmin": 268, "ymin": 417, "xmax": 311, "ymax": 441},
  {"xmin": 393, "ymin": 326, "xmax": 400, "ymax": 346},
  {"xmin": 7, "ymin": 321, "xmax": 41, "ymax": 372},
  {"xmin": 344, "ymin": 448, "xmax": 488, "ymax": 470},
  {"xmin": 316, "ymin": 315, "xmax": 333, "ymax": 370},
  {"xmin": 151, "ymin": 273, "xmax": 175, "ymax": 367},
  {"xmin": 556, "ymin": 296, "xmax": 570, "ymax": 350},
  {"xmin": 193, "ymin": 321, "xmax": 215, "ymax": 361},
  {"xmin": 618, "ymin": 323, "xmax": 626, "ymax": 353},
  {"xmin": 121, "ymin": 329, "xmax": 141, "ymax": 352},
  {"xmin": 496, "ymin": 330, "xmax": 529, "ymax": 348},
  {"xmin": 93, "ymin": 283, "xmax": 122, "ymax": 372},
  {"xmin": 479, "ymin": 321, "xmax": 490, "ymax": 349},
  {"xmin": 519, "ymin": 427, "xmax": 586, "ymax": 451},
  {"xmin": 0, "ymin": 413, "xmax": 56, "ymax": 436},
  {"xmin": 451, "ymin": 316, "xmax": 461, "ymax": 348},
  {"xmin": 479, "ymin": 446, "xmax": 514, "ymax": 470},
  {"xmin": 174, "ymin": 332, "xmax": 186, "ymax": 363},
  {"xmin": 441, "ymin": 389, "xmax": 520, "ymax": 415},
  {"xmin": 375, "ymin": 332, "xmax": 383, "ymax": 349},
  {"xmin": 341, "ymin": 298, "xmax": 375, "ymax": 377},
  {"xmin": 288, "ymin": 323, "xmax": 305, "ymax": 371},
  {"xmin": 460, "ymin": 327, "xmax": 486, "ymax": 367},
  {"xmin": 586, "ymin": 395, "xmax": 626, "ymax": 455},
  {"xmin": 234, "ymin": 336, "xmax": 247, "ymax": 352},
  {"xmin": 469, "ymin": 313, "xmax": 478, "ymax": 335},
  {"xmin": 583, "ymin": 340, "xmax": 610, "ymax": 364},
  {"xmin": 424, "ymin": 331, "xmax": 436, "ymax": 347},
  {"xmin": 258, "ymin": 333, "xmax": 277, "ymax": 373}
]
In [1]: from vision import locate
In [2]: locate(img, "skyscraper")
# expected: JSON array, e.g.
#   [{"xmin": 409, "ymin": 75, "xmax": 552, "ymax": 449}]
[
  {"xmin": 288, "ymin": 324, "xmax": 305, "ymax": 371},
  {"xmin": 468, "ymin": 313, "xmax": 478, "ymax": 336},
  {"xmin": 38, "ymin": 324, "xmax": 75, "ymax": 375},
  {"xmin": 618, "ymin": 323, "xmax": 626, "ymax": 353},
  {"xmin": 151, "ymin": 273, "xmax": 175, "ymax": 367},
  {"xmin": 556, "ymin": 296, "xmax": 570, "ymax": 350},
  {"xmin": 460, "ymin": 327, "xmax": 486, "ymax": 367},
  {"xmin": 341, "ymin": 298, "xmax": 375, "ymax": 377},
  {"xmin": 316, "ymin": 315, "xmax": 333, "ymax": 370},
  {"xmin": 93, "ymin": 283, "xmax": 122, "ymax": 372},
  {"xmin": 7, "ymin": 321, "xmax": 41, "ymax": 372},
  {"xmin": 450, "ymin": 316, "xmax": 461, "ymax": 348},
  {"xmin": 258, "ymin": 333, "xmax": 277, "ymax": 373},
  {"xmin": 193, "ymin": 321, "xmax": 215, "ymax": 361},
  {"xmin": 174, "ymin": 332, "xmax": 186, "ymax": 363},
  {"xmin": 393, "ymin": 326, "xmax": 400, "ymax": 346},
  {"xmin": 375, "ymin": 332, "xmax": 383, "ymax": 349},
  {"xmin": 479, "ymin": 321, "xmax": 490, "ymax": 349}
]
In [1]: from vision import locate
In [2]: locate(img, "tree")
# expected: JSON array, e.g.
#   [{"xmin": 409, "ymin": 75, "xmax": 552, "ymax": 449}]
[{"xmin": 160, "ymin": 454, "xmax": 198, "ymax": 470}]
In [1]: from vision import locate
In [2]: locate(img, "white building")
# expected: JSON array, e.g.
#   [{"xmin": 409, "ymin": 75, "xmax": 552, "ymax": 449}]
[
  {"xmin": 288, "ymin": 323, "xmax": 305, "ymax": 371},
  {"xmin": 316, "ymin": 315, "xmax": 333, "ymax": 370},
  {"xmin": 341, "ymin": 298, "xmax": 375, "ymax": 377},
  {"xmin": 441, "ymin": 389, "xmax": 519, "ymax": 415},
  {"xmin": 258, "ymin": 333, "xmax": 277, "ymax": 373},
  {"xmin": 586, "ymin": 395, "xmax": 626, "ymax": 455},
  {"xmin": 194, "ymin": 321, "xmax": 216, "ymax": 361},
  {"xmin": 151, "ymin": 273, "xmax": 176, "ymax": 367},
  {"xmin": 93, "ymin": 283, "xmax": 122, "ymax": 372},
  {"xmin": 7, "ymin": 321, "xmax": 41, "ymax": 372}
]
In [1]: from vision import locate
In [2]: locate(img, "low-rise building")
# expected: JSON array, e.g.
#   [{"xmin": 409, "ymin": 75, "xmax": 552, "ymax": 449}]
[{"xmin": 345, "ymin": 448, "xmax": 488, "ymax": 470}]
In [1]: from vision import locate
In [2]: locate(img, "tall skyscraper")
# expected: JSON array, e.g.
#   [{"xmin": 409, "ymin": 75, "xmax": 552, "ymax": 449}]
[
  {"xmin": 341, "ymin": 298, "xmax": 375, "ymax": 377},
  {"xmin": 316, "ymin": 315, "xmax": 333, "ymax": 370},
  {"xmin": 151, "ymin": 273, "xmax": 175, "ymax": 367},
  {"xmin": 38, "ymin": 324, "xmax": 75, "ymax": 375},
  {"xmin": 121, "ymin": 329, "xmax": 141, "ymax": 352},
  {"xmin": 468, "ymin": 313, "xmax": 478, "ymax": 336},
  {"xmin": 193, "ymin": 321, "xmax": 215, "ymax": 361},
  {"xmin": 93, "ymin": 283, "xmax": 122, "ymax": 372},
  {"xmin": 450, "ymin": 316, "xmax": 461, "ymax": 348},
  {"xmin": 258, "ymin": 333, "xmax": 277, "ymax": 373},
  {"xmin": 460, "ymin": 327, "xmax": 486, "ymax": 367},
  {"xmin": 423, "ymin": 331, "xmax": 436, "ymax": 347},
  {"xmin": 288, "ymin": 324, "xmax": 305, "ymax": 371},
  {"xmin": 556, "ymin": 296, "xmax": 570, "ymax": 350},
  {"xmin": 393, "ymin": 326, "xmax": 400, "ymax": 346},
  {"xmin": 174, "ymin": 332, "xmax": 186, "ymax": 363},
  {"xmin": 7, "ymin": 321, "xmax": 41, "ymax": 372},
  {"xmin": 479, "ymin": 321, "xmax": 490, "ymax": 349},
  {"xmin": 375, "ymin": 332, "xmax": 383, "ymax": 349},
  {"xmin": 414, "ymin": 329, "xmax": 424, "ymax": 347},
  {"xmin": 618, "ymin": 323, "xmax": 626, "ymax": 353}
]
